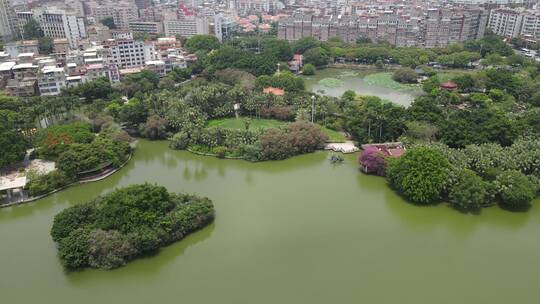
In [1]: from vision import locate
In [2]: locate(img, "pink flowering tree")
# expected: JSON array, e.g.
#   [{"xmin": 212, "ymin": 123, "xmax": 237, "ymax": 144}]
[{"xmin": 359, "ymin": 146, "xmax": 386, "ymax": 176}]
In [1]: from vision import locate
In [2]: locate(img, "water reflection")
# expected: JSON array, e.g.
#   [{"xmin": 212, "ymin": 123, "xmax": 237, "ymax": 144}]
[{"xmin": 66, "ymin": 222, "xmax": 216, "ymax": 283}]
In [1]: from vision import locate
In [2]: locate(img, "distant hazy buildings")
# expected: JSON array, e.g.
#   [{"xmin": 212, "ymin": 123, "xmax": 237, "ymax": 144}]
[
  {"xmin": 488, "ymin": 7, "xmax": 540, "ymax": 40},
  {"xmin": 0, "ymin": 0, "xmax": 17, "ymax": 41},
  {"xmin": 164, "ymin": 16, "xmax": 210, "ymax": 37},
  {"xmin": 17, "ymin": 8, "xmax": 87, "ymax": 48},
  {"xmin": 233, "ymin": 0, "xmax": 284, "ymax": 15},
  {"xmin": 129, "ymin": 21, "xmax": 164, "ymax": 35},
  {"xmin": 449, "ymin": 0, "xmax": 538, "ymax": 7},
  {"xmin": 85, "ymin": 1, "xmax": 139, "ymax": 30},
  {"xmin": 278, "ymin": 7, "xmax": 487, "ymax": 48}
]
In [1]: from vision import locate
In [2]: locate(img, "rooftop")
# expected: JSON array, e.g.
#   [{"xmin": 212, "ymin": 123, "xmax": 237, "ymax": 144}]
[
  {"xmin": 86, "ymin": 63, "xmax": 105, "ymax": 70},
  {"xmin": 145, "ymin": 60, "xmax": 165, "ymax": 66},
  {"xmin": 13, "ymin": 63, "xmax": 38, "ymax": 70},
  {"xmin": 263, "ymin": 87, "xmax": 285, "ymax": 96},
  {"xmin": 17, "ymin": 52, "xmax": 35, "ymax": 58},
  {"xmin": 0, "ymin": 61, "xmax": 16, "ymax": 71}
]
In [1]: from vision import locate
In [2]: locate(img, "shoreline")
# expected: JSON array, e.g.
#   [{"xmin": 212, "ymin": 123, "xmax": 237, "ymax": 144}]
[{"xmin": 0, "ymin": 152, "xmax": 133, "ymax": 209}]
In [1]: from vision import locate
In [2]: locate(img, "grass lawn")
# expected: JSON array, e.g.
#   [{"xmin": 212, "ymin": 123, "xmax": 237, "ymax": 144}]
[
  {"xmin": 207, "ymin": 118, "xmax": 287, "ymax": 130},
  {"xmin": 206, "ymin": 118, "xmax": 347, "ymax": 143},
  {"xmin": 437, "ymin": 70, "xmax": 473, "ymax": 82},
  {"xmin": 321, "ymin": 127, "xmax": 347, "ymax": 142}
]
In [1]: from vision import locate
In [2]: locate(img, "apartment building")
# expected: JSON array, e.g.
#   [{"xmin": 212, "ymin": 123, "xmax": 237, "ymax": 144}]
[
  {"xmin": 278, "ymin": 7, "xmax": 487, "ymax": 48},
  {"xmin": 128, "ymin": 21, "xmax": 164, "ymax": 35},
  {"xmin": 86, "ymin": 1, "xmax": 139, "ymax": 30},
  {"xmin": 102, "ymin": 38, "xmax": 157, "ymax": 69},
  {"xmin": 164, "ymin": 16, "xmax": 210, "ymax": 37},
  {"xmin": 0, "ymin": 61, "xmax": 15, "ymax": 89},
  {"xmin": 4, "ymin": 40, "xmax": 39, "ymax": 59},
  {"xmin": 234, "ymin": 0, "xmax": 283, "ymax": 15},
  {"xmin": 488, "ymin": 8, "xmax": 525, "ymax": 38},
  {"xmin": 38, "ymin": 66, "xmax": 67, "ymax": 96},
  {"xmin": 424, "ymin": 7, "xmax": 487, "ymax": 48},
  {"xmin": 17, "ymin": 9, "xmax": 87, "ymax": 49},
  {"xmin": 521, "ymin": 10, "xmax": 540, "ymax": 39},
  {"xmin": 488, "ymin": 8, "xmax": 540, "ymax": 40},
  {"xmin": 0, "ymin": 0, "xmax": 17, "ymax": 42},
  {"xmin": 5, "ymin": 63, "xmax": 39, "ymax": 97}
]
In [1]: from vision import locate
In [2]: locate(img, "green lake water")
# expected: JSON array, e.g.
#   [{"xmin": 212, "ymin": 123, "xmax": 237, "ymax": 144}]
[
  {"xmin": 304, "ymin": 68, "xmax": 422, "ymax": 106},
  {"xmin": 1, "ymin": 140, "xmax": 539, "ymax": 303}
]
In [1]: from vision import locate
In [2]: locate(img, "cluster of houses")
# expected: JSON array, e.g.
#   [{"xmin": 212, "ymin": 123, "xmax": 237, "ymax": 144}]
[{"xmin": 0, "ymin": 32, "xmax": 197, "ymax": 98}]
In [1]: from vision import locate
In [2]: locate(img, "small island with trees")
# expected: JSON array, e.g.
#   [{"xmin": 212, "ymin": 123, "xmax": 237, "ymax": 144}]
[{"xmin": 50, "ymin": 184, "xmax": 215, "ymax": 270}]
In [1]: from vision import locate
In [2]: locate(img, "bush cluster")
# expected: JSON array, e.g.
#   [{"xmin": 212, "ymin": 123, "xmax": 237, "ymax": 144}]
[
  {"xmin": 382, "ymin": 139, "xmax": 540, "ymax": 211},
  {"xmin": 26, "ymin": 170, "xmax": 74, "ymax": 197},
  {"xmin": 171, "ymin": 121, "xmax": 328, "ymax": 161},
  {"xmin": 34, "ymin": 122, "xmax": 94, "ymax": 159},
  {"xmin": 26, "ymin": 123, "xmax": 132, "ymax": 196},
  {"xmin": 51, "ymin": 184, "xmax": 215, "ymax": 270}
]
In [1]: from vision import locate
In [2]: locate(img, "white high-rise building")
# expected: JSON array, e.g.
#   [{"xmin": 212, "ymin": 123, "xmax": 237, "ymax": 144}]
[
  {"xmin": 0, "ymin": 0, "xmax": 17, "ymax": 42},
  {"xmin": 488, "ymin": 8, "xmax": 525, "ymax": 38},
  {"xmin": 17, "ymin": 9, "xmax": 87, "ymax": 49},
  {"xmin": 103, "ymin": 38, "xmax": 157, "ymax": 69},
  {"xmin": 86, "ymin": 1, "xmax": 139, "ymax": 30},
  {"xmin": 164, "ymin": 16, "xmax": 210, "ymax": 37}
]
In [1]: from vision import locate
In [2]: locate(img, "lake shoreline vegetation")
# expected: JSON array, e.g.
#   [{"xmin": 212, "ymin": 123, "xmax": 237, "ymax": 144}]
[
  {"xmin": 0, "ymin": 32, "xmax": 539, "ymax": 214},
  {"xmin": 50, "ymin": 184, "xmax": 215, "ymax": 270}
]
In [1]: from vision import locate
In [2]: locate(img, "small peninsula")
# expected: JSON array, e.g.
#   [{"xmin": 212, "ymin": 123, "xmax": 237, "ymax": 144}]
[{"xmin": 50, "ymin": 184, "xmax": 214, "ymax": 270}]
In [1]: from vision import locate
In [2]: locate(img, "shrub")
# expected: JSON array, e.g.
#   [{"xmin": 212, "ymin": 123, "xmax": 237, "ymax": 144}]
[
  {"xmin": 87, "ymin": 229, "xmax": 137, "ymax": 269},
  {"xmin": 139, "ymin": 115, "xmax": 168, "ymax": 140},
  {"xmin": 260, "ymin": 128, "xmax": 293, "ymax": 160},
  {"xmin": 51, "ymin": 184, "xmax": 215, "ymax": 269},
  {"xmin": 392, "ymin": 68, "xmax": 418, "ymax": 84},
  {"xmin": 57, "ymin": 228, "xmax": 91, "ymax": 269},
  {"xmin": 449, "ymin": 170, "xmax": 488, "ymax": 210},
  {"xmin": 26, "ymin": 170, "xmax": 74, "ymax": 197},
  {"xmin": 259, "ymin": 122, "xmax": 327, "ymax": 160},
  {"xmin": 495, "ymin": 171, "xmax": 536, "ymax": 208},
  {"xmin": 56, "ymin": 137, "xmax": 130, "ymax": 177},
  {"xmin": 213, "ymin": 146, "xmax": 228, "ymax": 158},
  {"xmin": 260, "ymin": 106, "xmax": 295, "ymax": 121},
  {"xmin": 238, "ymin": 144, "xmax": 262, "ymax": 161},
  {"xmin": 170, "ymin": 131, "xmax": 190, "ymax": 150},
  {"xmin": 302, "ymin": 63, "xmax": 316, "ymax": 75},
  {"xmin": 386, "ymin": 147, "xmax": 452, "ymax": 204},
  {"xmin": 287, "ymin": 121, "xmax": 328, "ymax": 154}
]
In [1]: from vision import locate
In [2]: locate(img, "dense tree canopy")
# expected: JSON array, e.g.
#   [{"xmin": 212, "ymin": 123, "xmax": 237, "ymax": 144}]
[
  {"xmin": 23, "ymin": 18, "xmax": 43, "ymax": 39},
  {"xmin": 386, "ymin": 147, "xmax": 452, "ymax": 204},
  {"xmin": 100, "ymin": 17, "xmax": 116, "ymax": 29},
  {"xmin": 184, "ymin": 35, "xmax": 221, "ymax": 53},
  {"xmin": 392, "ymin": 68, "xmax": 418, "ymax": 84},
  {"xmin": 51, "ymin": 184, "xmax": 215, "ymax": 269}
]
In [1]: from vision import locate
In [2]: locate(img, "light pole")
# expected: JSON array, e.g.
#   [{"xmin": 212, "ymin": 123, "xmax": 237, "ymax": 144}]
[{"xmin": 311, "ymin": 95, "xmax": 315, "ymax": 123}]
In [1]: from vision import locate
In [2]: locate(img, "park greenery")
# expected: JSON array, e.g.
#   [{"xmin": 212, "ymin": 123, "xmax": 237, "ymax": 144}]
[
  {"xmin": 50, "ymin": 184, "xmax": 215, "ymax": 269},
  {"xmin": 363, "ymin": 138, "xmax": 540, "ymax": 211},
  {"xmin": 1, "ymin": 32, "xmax": 539, "ymax": 212},
  {"xmin": 26, "ymin": 121, "xmax": 132, "ymax": 197}
]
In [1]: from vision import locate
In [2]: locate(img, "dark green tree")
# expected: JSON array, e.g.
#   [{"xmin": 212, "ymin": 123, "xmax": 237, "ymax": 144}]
[
  {"xmin": 100, "ymin": 17, "xmax": 116, "ymax": 29},
  {"xmin": 184, "ymin": 35, "xmax": 220, "ymax": 53},
  {"xmin": 386, "ymin": 147, "xmax": 452, "ymax": 204},
  {"xmin": 303, "ymin": 47, "xmax": 329, "ymax": 67},
  {"xmin": 38, "ymin": 37, "xmax": 53, "ymax": 54},
  {"xmin": 449, "ymin": 170, "xmax": 488, "ymax": 210},
  {"xmin": 23, "ymin": 18, "xmax": 44, "ymax": 39}
]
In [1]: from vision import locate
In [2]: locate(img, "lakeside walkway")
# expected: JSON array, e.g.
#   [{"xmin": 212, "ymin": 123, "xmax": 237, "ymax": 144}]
[{"xmin": 325, "ymin": 141, "xmax": 359, "ymax": 154}]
